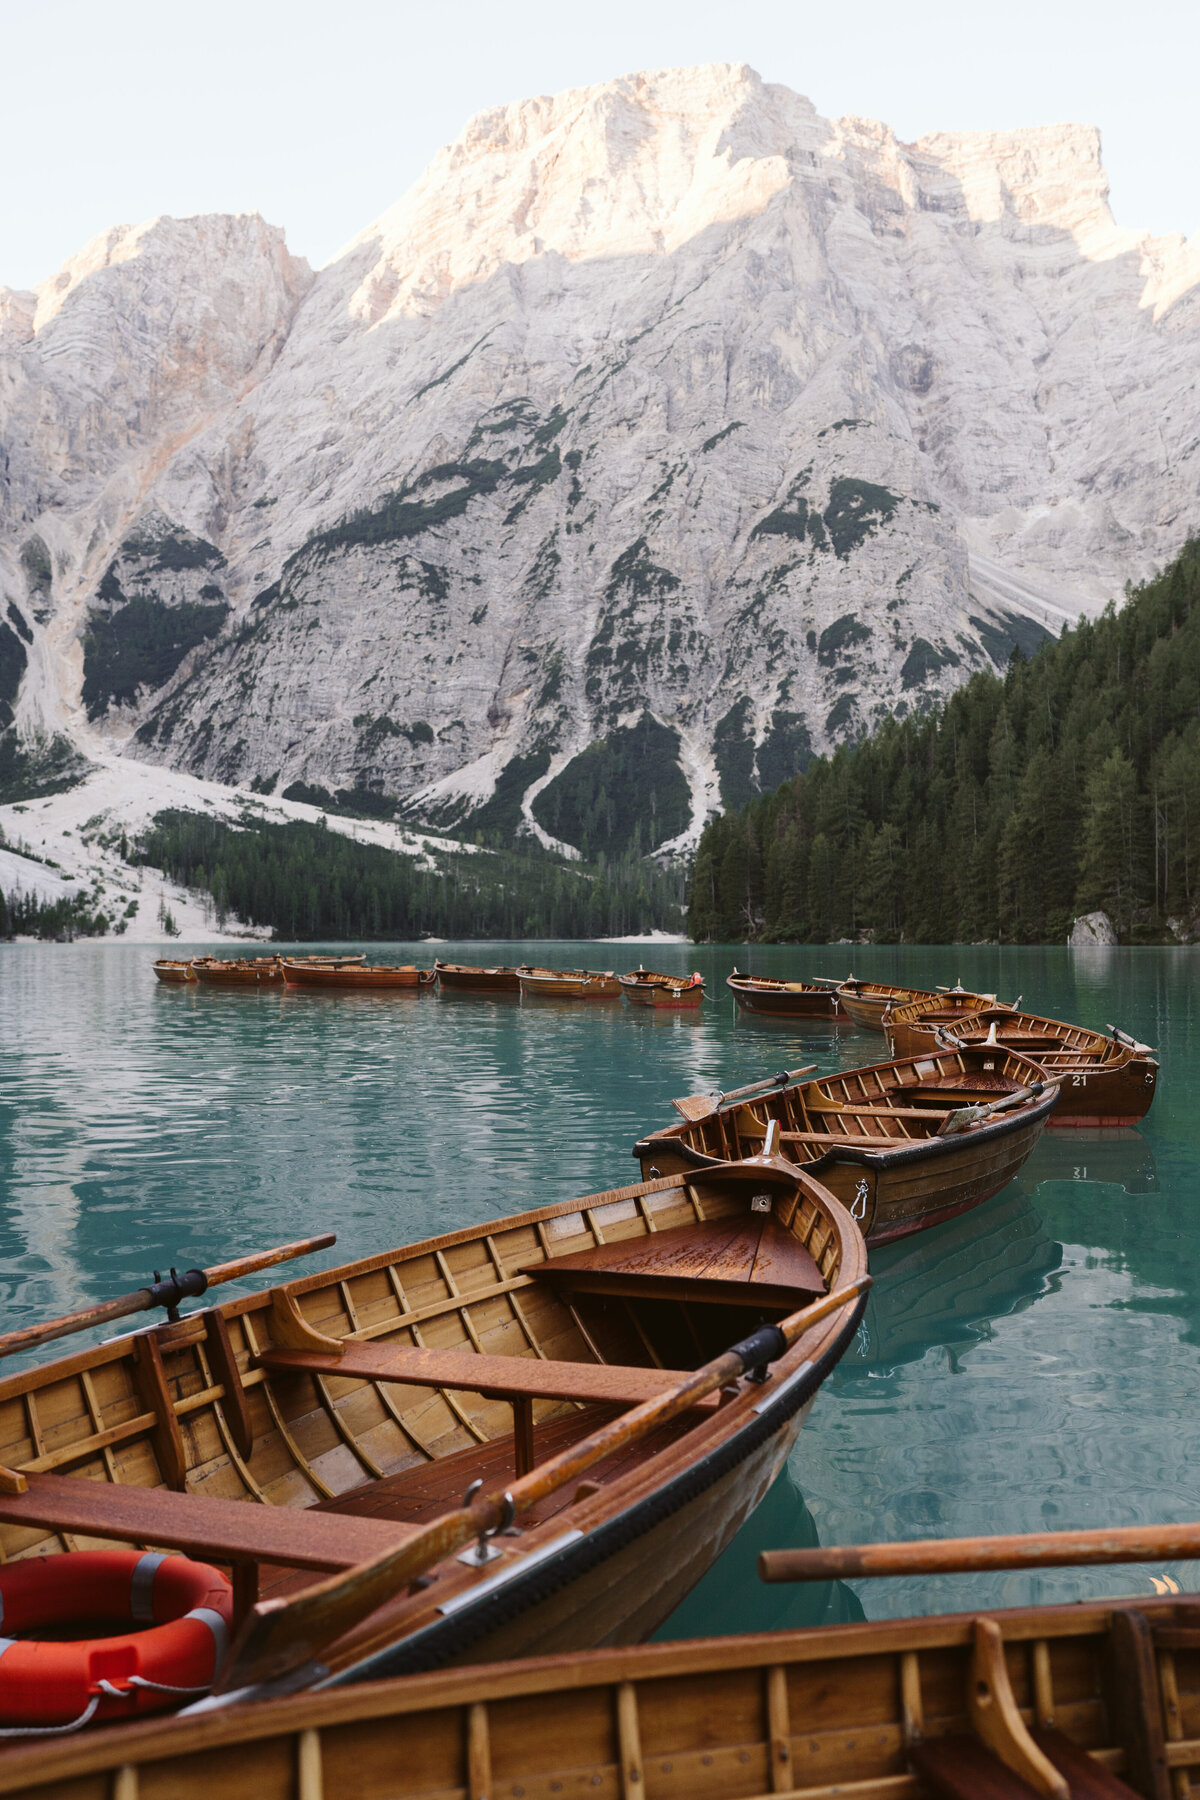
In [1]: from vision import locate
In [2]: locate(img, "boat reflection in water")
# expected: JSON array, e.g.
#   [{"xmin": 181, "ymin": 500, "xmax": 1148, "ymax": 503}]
[
  {"xmin": 1021, "ymin": 1125, "xmax": 1158, "ymax": 1194},
  {"xmin": 845, "ymin": 1186, "xmax": 1064, "ymax": 1377},
  {"xmin": 655, "ymin": 1465, "xmax": 865, "ymax": 1640}
]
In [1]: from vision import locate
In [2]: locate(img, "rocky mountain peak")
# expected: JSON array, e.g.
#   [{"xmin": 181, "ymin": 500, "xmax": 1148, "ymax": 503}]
[{"xmin": 1, "ymin": 65, "xmax": 1197, "ymax": 861}]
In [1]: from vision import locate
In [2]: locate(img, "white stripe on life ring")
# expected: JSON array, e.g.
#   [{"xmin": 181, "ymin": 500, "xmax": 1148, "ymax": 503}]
[
  {"xmin": 130, "ymin": 1551, "xmax": 168, "ymax": 1622},
  {"xmin": 185, "ymin": 1605, "xmax": 229, "ymax": 1673}
]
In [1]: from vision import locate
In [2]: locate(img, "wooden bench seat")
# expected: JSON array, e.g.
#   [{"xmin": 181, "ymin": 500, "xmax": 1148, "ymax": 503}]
[
  {"xmin": 0, "ymin": 1468, "xmax": 416, "ymax": 1573},
  {"xmin": 257, "ymin": 1342, "xmax": 702, "ymax": 1407}
]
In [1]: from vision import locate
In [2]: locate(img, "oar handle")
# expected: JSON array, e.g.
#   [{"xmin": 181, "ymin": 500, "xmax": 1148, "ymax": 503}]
[
  {"xmin": 760, "ymin": 1520, "xmax": 1200, "ymax": 1583},
  {"xmin": 0, "ymin": 1234, "xmax": 337, "ymax": 1361}
]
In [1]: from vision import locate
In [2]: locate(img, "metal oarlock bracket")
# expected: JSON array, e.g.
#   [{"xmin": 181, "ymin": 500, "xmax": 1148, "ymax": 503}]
[{"xmin": 458, "ymin": 1482, "xmax": 516, "ymax": 1567}]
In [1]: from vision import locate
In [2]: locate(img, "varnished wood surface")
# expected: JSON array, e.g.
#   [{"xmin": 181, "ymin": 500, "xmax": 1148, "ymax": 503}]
[
  {"xmin": 12, "ymin": 1593, "xmax": 1200, "ymax": 1799},
  {"xmin": 726, "ymin": 974, "xmax": 844, "ymax": 1016},
  {"xmin": 257, "ymin": 1341, "xmax": 708, "ymax": 1406},
  {"xmin": 281, "ymin": 960, "xmax": 433, "ymax": 988},
  {"xmin": 637, "ymin": 1045, "xmax": 1056, "ymax": 1243},
  {"xmin": 887, "ymin": 1006, "xmax": 1158, "ymax": 1127},
  {"xmin": 0, "ymin": 1159, "xmax": 864, "ymax": 1692},
  {"xmin": 0, "ymin": 1467, "xmax": 416, "ymax": 1568}
]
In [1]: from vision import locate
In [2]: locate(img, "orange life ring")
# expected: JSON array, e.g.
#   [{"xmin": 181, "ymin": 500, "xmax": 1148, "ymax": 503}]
[{"xmin": 0, "ymin": 1550, "xmax": 232, "ymax": 1734}]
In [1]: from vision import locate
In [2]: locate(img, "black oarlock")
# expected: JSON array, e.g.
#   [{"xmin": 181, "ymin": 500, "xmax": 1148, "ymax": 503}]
[{"xmin": 146, "ymin": 1267, "xmax": 209, "ymax": 1323}]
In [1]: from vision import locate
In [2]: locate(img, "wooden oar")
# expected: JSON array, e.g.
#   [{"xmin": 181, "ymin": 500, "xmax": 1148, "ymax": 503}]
[
  {"xmin": 936, "ymin": 1079, "xmax": 1058, "ymax": 1136},
  {"xmin": 217, "ymin": 1273, "xmax": 872, "ymax": 1692},
  {"xmin": 672, "ymin": 1064, "xmax": 819, "ymax": 1121},
  {"xmin": 0, "ymin": 1235, "xmax": 337, "ymax": 1360},
  {"xmin": 759, "ymin": 1521, "xmax": 1200, "ymax": 1583}
]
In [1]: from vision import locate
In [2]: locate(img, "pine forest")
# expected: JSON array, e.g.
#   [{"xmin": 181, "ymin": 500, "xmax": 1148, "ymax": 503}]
[{"xmin": 687, "ymin": 539, "xmax": 1200, "ymax": 945}]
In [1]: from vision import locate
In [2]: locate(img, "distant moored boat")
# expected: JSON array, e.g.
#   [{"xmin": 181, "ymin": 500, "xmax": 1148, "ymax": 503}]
[
  {"xmin": 832, "ymin": 975, "xmax": 936, "ymax": 1030},
  {"xmin": 516, "ymin": 965, "xmax": 622, "ymax": 999},
  {"xmin": 281, "ymin": 959, "xmax": 434, "ymax": 990},
  {"xmin": 617, "ymin": 968, "xmax": 705, "ymax": 1007},
  {"xmin": 151, "ymin": 959, "xmax": 196, "ymax": 984},
  {"xmin": 191, "ymin": 957, "xmax": 284, "ymax": 987},
  {"xmin": 726, "ymin": 973, "xmax": 843, "ymax": 1017},
  {"xmin": 434, "ymin": 959, "xmax": 522, "ymax": 993}
]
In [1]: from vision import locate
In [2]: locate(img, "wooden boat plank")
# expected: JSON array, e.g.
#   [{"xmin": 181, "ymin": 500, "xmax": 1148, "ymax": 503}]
[
  {"xmin": 0, "ymin": 1468, "xmax": 416, "ymax": 1568},
  {"xmin": 256, "ymin": 1342, "xmax": 708, "ymax": 1407}
]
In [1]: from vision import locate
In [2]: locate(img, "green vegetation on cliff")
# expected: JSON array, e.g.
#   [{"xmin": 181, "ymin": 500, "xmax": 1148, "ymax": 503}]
[{"xmin": 688, "ymin": 539, "xmax": 1200, "ymax": 944}]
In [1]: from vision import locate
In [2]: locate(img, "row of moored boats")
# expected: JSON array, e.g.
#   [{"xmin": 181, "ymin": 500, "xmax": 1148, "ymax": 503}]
[
  {"xmin": 154, "ymin": 954, "xmax": 708, "ymax": 1002},
  {"xmin": 0, "ymin": 975, "xmax": 1176, "ymax": 1798}
]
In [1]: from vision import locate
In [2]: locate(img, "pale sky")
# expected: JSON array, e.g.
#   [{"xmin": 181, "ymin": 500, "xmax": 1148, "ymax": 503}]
[{"xmin": 2, "ymin": 0, "xmax": 1195, "ymax": 291}]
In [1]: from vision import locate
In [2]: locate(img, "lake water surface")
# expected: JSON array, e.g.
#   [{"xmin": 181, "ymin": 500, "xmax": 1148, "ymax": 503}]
[{"xmin": 2, "ymin": 939, "xmax": 1196, "ymax": 1639}]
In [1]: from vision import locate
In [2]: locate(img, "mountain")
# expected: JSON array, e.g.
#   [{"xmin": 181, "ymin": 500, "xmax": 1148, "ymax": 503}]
[{"xmin": 2, "ymin": 63, "xmax": 1198, "ymax": 862}]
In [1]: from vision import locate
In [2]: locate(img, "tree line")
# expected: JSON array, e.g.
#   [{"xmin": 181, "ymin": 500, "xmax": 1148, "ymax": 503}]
[
  {"xmin": 688, "ymin": 538, "xmax": 1200, "ymax": 944},
  {"xmin": 135, "ymin": 811, "xmax": 685, "ymax": 941}
]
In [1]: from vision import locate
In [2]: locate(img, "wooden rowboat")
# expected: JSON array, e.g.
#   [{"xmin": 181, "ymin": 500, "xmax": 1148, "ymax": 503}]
[
  {"xmin": 434, "ymin": 959, "xmax": 521, "ymax": 993},
  {"xmin": 151, "ymin": 958, "xmax": 196, "ymax": 984},
  {"xmin": 192, "ymin": 957, "xmax": 284, "ymax": 987},
  {"xmin": 617, "ymin": 968, "xmax": 705, "ymax": 1007},
  {"xmin": 893, "ymin": 1008, "xmax": 1160, "ymax": 1128},
  {"xmin": 832, "ymin": 974, "xmax": 936, "ymax": 1030},
  {"xmin": 634, "ymin": 1044, "xmax": 1059, "ymax": 1244},
  {"xmin": 885, "ymin": 988, "xmax": 1014, "ymax": 1055},
  {"xmin": 11, "ymin": 1584, "xmax": 1198, "ymax": 1798},
  {"xmin": 0, "ymin": 1156, "xmax": 866, "ymax": 1699},
  {"xmin": 517, "ymin": 964, "xmax": 622, "ymax": 999},
  {"xmin": 281, "ymin": 959, "xmax": 435, "ymax": 990},
  {"xmin": 727, "ymin": 972, "xmax": 844, "ymax": 1017}
]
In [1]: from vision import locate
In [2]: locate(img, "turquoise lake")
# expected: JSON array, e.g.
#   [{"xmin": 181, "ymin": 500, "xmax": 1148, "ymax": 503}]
[{"xmin": 2, "ymin": 939, "xmax": 1196, "ymax": 1639}]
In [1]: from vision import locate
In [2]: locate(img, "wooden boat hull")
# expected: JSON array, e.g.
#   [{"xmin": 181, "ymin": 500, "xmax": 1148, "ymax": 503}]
[
  {"xmin": 835, "ymin": 982, "xmax": 933, "ymax": 1030},
  {"xmin": 14, "ymin": 1590, "xmax": 1198, "ymax": 1799},
  {"xmin": 619, "ymin": 973, "xmax": 705, "ymax": 1008},
  {"xmin": 193, "ymin": 960, "xmax": 283, "ymax": 986},
  {"xmin": 152, "ymin": 960, "xmax": 195, "ymax": 984},
  {"xmin": 892, "ymin": 1009, "xmax": 1160, "ymax": 1127},
  {"xmin": 635, "ymin": 1046, "xmax": 1058, "ymax": 1245},
  {"xmin": 282, "ymin": 961, "xmax": 434, "ymax": 989},
  {"xmin": 434, "ymin": 961, "xmax": 521, "ymax": 993},
  {"xmin": 727, "ymin": 976, "xmax": 843, "ymax": 1016},
  {"xmin": 0, "ymin": 1161, "xmax": 865, "ymax": 1695},
  {"xmin": 518, "ymin": 966, "xmax": 622, "ymax": 999}
]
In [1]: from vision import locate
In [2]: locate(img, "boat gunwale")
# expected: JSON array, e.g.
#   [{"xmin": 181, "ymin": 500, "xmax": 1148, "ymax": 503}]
[{"xmin": 5, "ymin": 1588, "xmax": 1185, "ymax": 1792}]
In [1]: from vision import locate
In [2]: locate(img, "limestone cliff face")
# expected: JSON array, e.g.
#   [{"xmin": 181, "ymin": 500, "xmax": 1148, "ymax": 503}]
[{"xmin": 2, "ymin": 65, "xmax": 1198, "ymax": 852}]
